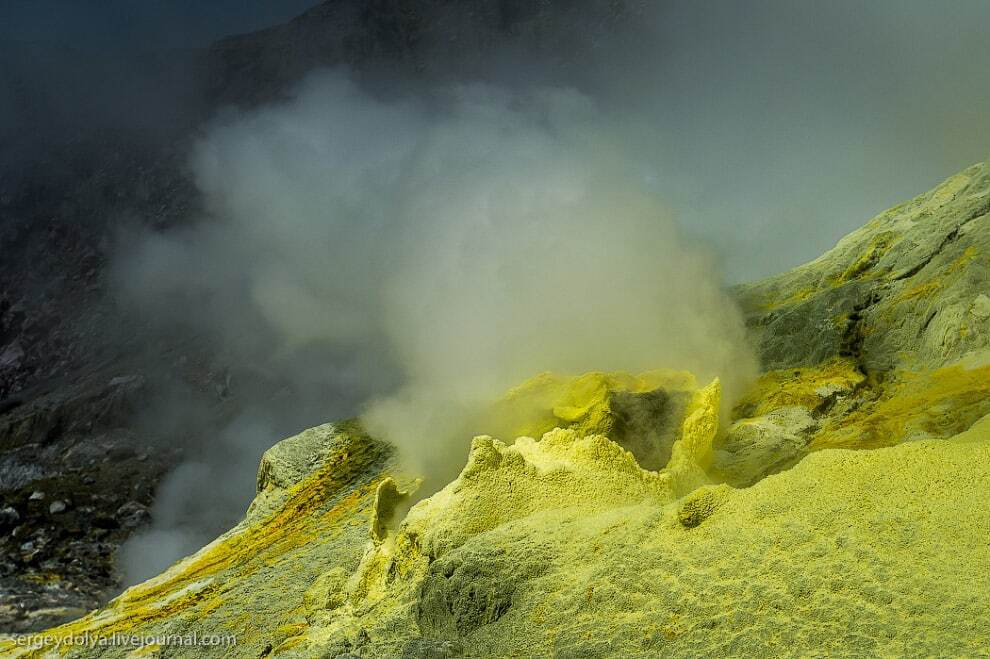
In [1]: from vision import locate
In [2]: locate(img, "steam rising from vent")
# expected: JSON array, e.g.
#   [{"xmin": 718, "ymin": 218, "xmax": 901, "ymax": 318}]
[
  {"xmin": 115, "ymin": 71, "xmax": 756, "ymax": 580},
  {"xmin": 205, "ymin": 73, "xmax": 752, "ymax": 464}
]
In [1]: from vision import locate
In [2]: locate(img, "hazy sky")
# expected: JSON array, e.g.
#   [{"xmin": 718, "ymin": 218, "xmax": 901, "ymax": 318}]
[
  {"xmin": 3, "ymin": 0, "xmax": 989, "ymax": 280},
  {"xmin": 629, "ymin": 1, "xmax": 990, "ymax": 279}
]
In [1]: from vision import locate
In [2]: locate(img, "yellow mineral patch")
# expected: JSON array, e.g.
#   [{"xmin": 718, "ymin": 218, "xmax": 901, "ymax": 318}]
[
  {"xmin": 812, "ymin": 359, "xmax": 990, "ymax": 450},
  {"xmin": 408, "ymin": 427, "xmax": 676, "ymax": 548},
  {"xmin": 892, "ymin": 245, "xmax": 979, "ymax": 305},
  {"xmin": 288, "ymin": 379, "xmax": 726, "ymax": 656},
  {"xmin": 947, "ymin": 245, "xmax": 978, "ymax": 274},
  {"xmin": 897, "ymin": 276, "xmax": 941, "ymax": 302},
  {"xmin": 753, "ymin": 284, "xmax": 817, "ymax": 312},
  {"xmin": 369, "ymin": 477, "xmax": 412, "ymax": 545},
  {"xmin": 676, "ymin": 483, "xmax": 732, "ymax": 528},
  {"xmin": 733, "ymin": 357, "xmax": 865, "ymax": 419},
  {"xmin": 489, "ymin": 369, "xmax": 697, "ymax": 442},
  {"xmin": 665, "ymin": 378, "xmax": 721, "ymax": 495},
  {"xmin": 832, "ymin": 230, "xmax": 899, "ymax": 284},
  {"xmin": 730, "ymin": 353, "xmax": 990, "ymax": 454},
  {"xmin": 285, "ymin": 408, "xmax": 990, "ymax": 657}
]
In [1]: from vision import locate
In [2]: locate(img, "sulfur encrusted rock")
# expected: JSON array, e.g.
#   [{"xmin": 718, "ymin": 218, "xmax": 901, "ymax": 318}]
[
  {"xmin": 9, "ymin": 161, "xmax": 990, "ymax": 658},
  {"xmin": 272, "ymin": 411, "xmax": 990, "ymax": 658},
  {"xmin": 326, "ymin": 414, "xmax": 990, "ymax": 657},
  {"xmin": 255, "ymin": 423, "xmax": 341, "ymax": 494},
  {"xmin": 675, "ymin": 483, "xmax": 732, "ymax": 528},
  {"xmin": 0, "ymin": 425, "xmax": 392, "ymax": 658},
  {"xmin": 487, "ymin": 369, "xmax": 698, "ymax": 469},
  {"xmin": 714, "ymin": 406, "xmax": 817, "ymax": 486},
  {"xmin": 273, "ymin": 378, "xmax": 723, "ymax": 658}
]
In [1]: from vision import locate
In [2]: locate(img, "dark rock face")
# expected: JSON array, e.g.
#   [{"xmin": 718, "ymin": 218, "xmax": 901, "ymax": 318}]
[
  {"xmin": 205, "ymin": 0, "xmax": 639, "ymax": 107},
  {"xmin": 0, "ymin": 133, "xmax": 222, "ymax": 629},
  {"xmin": 0, "ymin": 141, "xmax": 198, "ymax": 402},
  {"xmin": 746, "ymin": 280, "xmax": 871, "ymax": 371},
  {"xmin": 0, "ymin": 42, "xmax": 211, "ymax": 638},
  {"xmin": 0, "ymin": 374, "xmax": 177, "ymax": 632},
  {"xmin": 609, "ymin": 388, "xmax": 691, "ymax": 470}
]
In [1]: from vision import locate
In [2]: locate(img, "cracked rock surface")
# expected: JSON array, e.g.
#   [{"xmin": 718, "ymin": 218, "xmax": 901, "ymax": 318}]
[{"xmin": 737, "ymin": 161, "xmax": 990, "ymax": 376}]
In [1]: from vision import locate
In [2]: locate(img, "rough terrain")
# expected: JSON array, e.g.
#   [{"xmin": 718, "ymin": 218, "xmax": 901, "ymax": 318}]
[{"xmin": 2, "ymin": 162, "xmax": 989, "ymax": 657}]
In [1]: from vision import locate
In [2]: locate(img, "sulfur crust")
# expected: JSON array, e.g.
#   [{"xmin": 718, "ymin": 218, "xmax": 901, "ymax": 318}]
[
  {"xmin": 287, "ymin": 386, "xmax": 990, "ymax": 658},
  {"xmin": 732, "ymin": 354, "xmax": 990, "ymax": 452},
  {"xmin": 4, "ymin": 365, "xmax": 990, "ymax": 658},
  {"xmin": 485, "ymin": 368, "xmax": 698, "ymax": 443}
]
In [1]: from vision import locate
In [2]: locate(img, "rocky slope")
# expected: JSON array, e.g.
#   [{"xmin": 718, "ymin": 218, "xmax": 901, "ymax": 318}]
[
  {"xmin": 0, "ymin": 131, "xmax": 211, "ymax": 632},
  {"xmin": 3, "ymin": 162, "xmax": 988, "ymax": 656}
]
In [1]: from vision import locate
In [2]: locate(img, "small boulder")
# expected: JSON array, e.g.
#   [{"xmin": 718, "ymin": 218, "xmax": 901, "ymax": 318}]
[
  {"xmin": 714, "ymin": 406, "xmax": 817, "ymax": 487},
  {"xmin": 677, "ymin": 484, "xmax": 732, "ymax": 528},
  {"xmin": 971, "ymin": 294, "xmax": 990, "ymax": 320},
  {"xmin": 256, "ymin": 423, "xmax": 340, "ymax": 493},
  {"xmin": 48, "ymin": 500, "xmax": 67, "ymax": 515},
  {"xmin": 116, "ymin": 501, "xmax": 151, "ymax": 529}
]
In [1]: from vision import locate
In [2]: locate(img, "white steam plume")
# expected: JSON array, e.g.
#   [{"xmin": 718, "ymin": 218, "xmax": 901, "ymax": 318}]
[
  {"xmin": 116, "ymin": 70, "xmax": 756, "ymax": 577},
  {"xmin": 188, "ymin": 72, "xmax": 756, "ymax": 478}
]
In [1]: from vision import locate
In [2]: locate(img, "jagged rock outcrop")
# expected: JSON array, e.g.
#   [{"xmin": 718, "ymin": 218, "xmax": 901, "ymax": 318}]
[
  {"xmin": 715, "ymin": 162, "xmax": 990, "ymax": 482},
  {"xmin": 486, "ymin": 370, "xmax": 699, "ymax": 470},
  {"xmin": 0, "ymin": 373, "xmax": 721, "ymax": 657},
  {"xmin": 5, "ymin": 162, "xmax": 990, "ymax": 657},
  {"xmin": 737, "ymin": 161, "xmax": 990, "ymax": 375}
]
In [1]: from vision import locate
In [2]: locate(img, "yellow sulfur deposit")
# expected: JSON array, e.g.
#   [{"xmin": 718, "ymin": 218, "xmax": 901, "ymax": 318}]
[
  {"xmin": 4, "ymin": 360, "xmax": 990, "ymax": 658},
  {"xmin": 7, "ymin": 161, "xmax": 990, "ymax": 657}
]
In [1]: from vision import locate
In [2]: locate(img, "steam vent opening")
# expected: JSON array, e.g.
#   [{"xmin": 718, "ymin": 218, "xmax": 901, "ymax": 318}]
[{"xmin": 3, "ymin": 2, "xmax": 990, "ymax": 656}]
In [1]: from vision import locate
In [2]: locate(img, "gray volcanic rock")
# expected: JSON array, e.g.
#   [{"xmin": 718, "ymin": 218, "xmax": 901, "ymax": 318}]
[
  {"xmin": 714, "ymin": 406, "xmax": 817, "ymax": 487},
  {"xmin": 718, "ymin": 162, "xmax": 990, "ymax": 485},
  {"xmin": 737, "ymin": 162, "xmax": 990, "ymax": 375}
]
